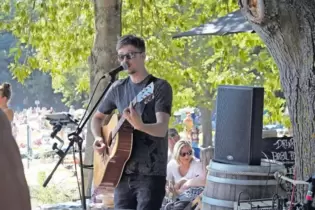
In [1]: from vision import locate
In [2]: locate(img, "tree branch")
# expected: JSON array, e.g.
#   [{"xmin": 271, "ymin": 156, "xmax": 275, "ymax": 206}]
[
  {"xmin": 239, "ymin": 0, "xmax": 265, "ymax": 24},
  {"xmin": 23, "ymin": 0, "xmax": 37, "ymax": 66}
]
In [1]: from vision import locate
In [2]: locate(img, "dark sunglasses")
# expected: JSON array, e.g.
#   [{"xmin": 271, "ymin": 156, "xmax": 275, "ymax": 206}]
[
  {"xmin": 117, "ymin": 51, "xmax": 142, "ymax": 61},
  {"xmin": 180, "ymin": 150, "xmax": 192, "ymax": 157},
  {"xmin": 169, "ymin": 133, "xmax": 178, "ymax": 138}
]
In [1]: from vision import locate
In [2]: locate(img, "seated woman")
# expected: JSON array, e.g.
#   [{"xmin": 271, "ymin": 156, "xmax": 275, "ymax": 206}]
[{"xmin": 166, "ymin": 139, "xmax": 206, "ymax": 202}]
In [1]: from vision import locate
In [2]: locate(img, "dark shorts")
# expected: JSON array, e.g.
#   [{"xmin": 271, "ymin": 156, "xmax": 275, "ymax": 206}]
[{"xmin": 114, "ymin": 174, "xmax": 166, "ymax": 210}]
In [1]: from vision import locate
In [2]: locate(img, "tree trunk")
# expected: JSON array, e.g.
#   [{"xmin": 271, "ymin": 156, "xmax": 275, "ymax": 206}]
[
  {"xmin": 239, "ymin": 0, "xmax": 315, "ymax": 201},
  {"xmin": 84, "ymin": 0, "xmax": 121, "ymax": 196},
  {"xmin": 199, "ymin": 106, "xmax": 213, "ymax": 147}
]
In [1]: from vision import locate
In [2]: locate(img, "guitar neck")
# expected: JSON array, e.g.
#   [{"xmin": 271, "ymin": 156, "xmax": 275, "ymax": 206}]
[
  {"xmin": 110, "ymin": 81, "xmax": 154, "ymax": 136},
  {"xmin": 112, "ymin": 98, "xmax": 138, "ymax": 135}
]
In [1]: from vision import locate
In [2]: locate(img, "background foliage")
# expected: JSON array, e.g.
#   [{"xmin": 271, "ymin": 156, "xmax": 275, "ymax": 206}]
[{"xmin": 0, "ymin": 0, "xmax": 289, "ymax": 126}]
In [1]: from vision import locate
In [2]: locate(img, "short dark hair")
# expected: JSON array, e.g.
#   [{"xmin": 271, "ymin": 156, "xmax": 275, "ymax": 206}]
[
  {"xmin": 116, "ymin": 35, "xmax": 146, "ymax": 52},
  {"xmin": 168, "ymin": 128, "xmax": 179, "ymax": 138},
  {"xmin": 0, "ymin": 83, "xmax": 11, "ymax": 100}
]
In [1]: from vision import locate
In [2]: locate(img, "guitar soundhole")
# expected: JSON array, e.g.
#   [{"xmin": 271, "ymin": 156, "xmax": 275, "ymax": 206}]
[
  {"xmin": 108, "ymin": 132, "xmax": 113, "ymax": 147},
  {"xmin": 108, "ymin": 132, "xmax": 117, "ymax": 149}
]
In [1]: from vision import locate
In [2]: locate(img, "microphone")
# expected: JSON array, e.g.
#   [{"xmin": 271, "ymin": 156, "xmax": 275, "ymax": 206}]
[{"xmin": 107, "ymin": 62, "xmax": 128, "ymax": 77}]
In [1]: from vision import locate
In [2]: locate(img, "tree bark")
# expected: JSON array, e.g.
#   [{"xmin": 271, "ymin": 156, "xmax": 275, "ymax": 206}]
[
  {"xmin": 199, "ymin": 106, "xmax": 212, "ymax": 147},
  {"xmin": 84, "ymin": 0, "xmax": 121, "ymax": 196},
  {"xmin": 194, "ymin": 87, "xmax": 214, "ymax": 148},
  {"xmin": 239, "ymin": 0, "xmax": 315, "ymax": 201}
]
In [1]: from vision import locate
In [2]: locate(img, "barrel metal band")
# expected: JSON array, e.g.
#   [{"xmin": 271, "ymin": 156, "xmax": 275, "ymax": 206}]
[
  {"xmin": 209, "ymin": 160, "xmax": 284, "ymax": 174},
  {"xmin": 208, "ymin": 168, "xmax": 277, "ymax": 177},
  {"xmin": 202, "ymin": 195, "xmax": 234, "ymax": 208},
  {"xmin": 207, "ymin": 175, "xmax": 277, "ymax": 185}
]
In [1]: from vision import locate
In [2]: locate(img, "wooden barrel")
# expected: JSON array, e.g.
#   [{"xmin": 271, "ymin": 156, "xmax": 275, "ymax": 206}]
[{"xmin": 202, "ymin": 159, "xmax": 286, "ymax": 210}]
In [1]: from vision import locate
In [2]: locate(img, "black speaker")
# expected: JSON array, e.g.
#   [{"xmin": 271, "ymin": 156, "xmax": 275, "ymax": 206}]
[{"xmin": 214, "ymin": 85, "xmax": 264, "ymax": 165}]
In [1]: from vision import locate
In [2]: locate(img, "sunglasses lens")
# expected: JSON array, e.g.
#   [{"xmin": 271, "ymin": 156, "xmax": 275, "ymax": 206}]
[
  {"xmin": 180, "ymin": 151, "xmax": 192, "ymax": 157},
  {"xmin": 118, "ymin": 55, "xmax": 124, "ymax": 61},
  {"xmin": 118, "ymin": 53, "xmax": 133, "ymax": 61}
]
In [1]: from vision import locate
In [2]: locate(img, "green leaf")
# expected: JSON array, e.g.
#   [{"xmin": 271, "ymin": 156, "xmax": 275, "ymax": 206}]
[{"xmin": 0, "ymin": 0, "xmax": 286, "ymax": 127}]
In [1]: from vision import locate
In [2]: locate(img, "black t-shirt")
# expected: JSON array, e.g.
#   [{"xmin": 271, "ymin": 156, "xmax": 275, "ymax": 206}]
[{"xmin": 98, "ymin": 75, "xmax": 173, "ymax": 176}]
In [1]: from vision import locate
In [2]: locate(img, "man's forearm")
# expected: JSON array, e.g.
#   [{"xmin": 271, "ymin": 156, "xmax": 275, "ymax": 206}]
[
  {"xmin": 137, "ymin": 122, "xmax": 168, "ymax": 137},
  {"xmin": 91, "ymin": 117, "xmax": 103, "ymax": 138}
]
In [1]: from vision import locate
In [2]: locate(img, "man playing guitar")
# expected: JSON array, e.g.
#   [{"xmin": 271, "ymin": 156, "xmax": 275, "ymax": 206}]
[{"xmin": 91, "ymin": 35, "xmax": 173, "ymax": 210}]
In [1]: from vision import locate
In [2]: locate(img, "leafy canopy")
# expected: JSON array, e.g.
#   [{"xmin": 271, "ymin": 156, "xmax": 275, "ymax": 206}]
[
  {"xmin": 122, "ymin": 0, "xmax": 287, "ymax": 125},
  {"xmin": 0, "ymin": 0, "xmax": 93, "ymax": 105},
  {"xmin": 0, "ymin": 0, "xmax": 288, "ymax": 125}
]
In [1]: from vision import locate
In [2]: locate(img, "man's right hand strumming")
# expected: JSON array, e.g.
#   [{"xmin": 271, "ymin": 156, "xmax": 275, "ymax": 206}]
[
  {"xmin": 91, "ymin": 111, "xmax": 109, "ymax": 155},
  {"xmin": 93, "ymin": 137, "xmax": 106, "ymax": 155}
]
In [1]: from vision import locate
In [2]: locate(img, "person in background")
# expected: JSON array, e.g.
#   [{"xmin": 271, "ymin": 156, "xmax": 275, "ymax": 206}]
[
  {"xmin": 69, "ymin": 105, "xmax": 75, "ymax": 116},
  {"xmin": 191, "ymin": 127, "xmax": 201, "ymax": 159},
  {"xmin": 167, "ymin": 140, "xmax": 205, "ymax": 195},
  {"xmin": 190, "ymin": 127, "xmax": 199, "ymax": 147},
  {"xmin": 183, "ymin": 112, "xmax": 194, "ymax": 139},
  {"xmin": 0, "ymin": 109, "xmax": 31, "ymax": 210},
  {"xmin": 168, "ymin": 128, "xmax": 181, "ymax": 162},
  {"xmin": 0, "ymin": 83, "xmax": 14, "ymax": 122},
  {"xmin": 12, "ymin": 121, "xmax": 18, "ymax": 139}
]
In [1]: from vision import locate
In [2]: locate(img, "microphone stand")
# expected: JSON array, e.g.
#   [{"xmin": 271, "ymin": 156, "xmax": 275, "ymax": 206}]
[{"xmin": 42, "ymin": 71, "xmax": 118, "ymax": 210}]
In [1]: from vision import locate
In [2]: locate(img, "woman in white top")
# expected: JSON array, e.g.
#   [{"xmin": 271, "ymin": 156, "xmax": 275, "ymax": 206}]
[{"xmin": 166, "ymin": 139, "xmax": 206, "ymax": 195}]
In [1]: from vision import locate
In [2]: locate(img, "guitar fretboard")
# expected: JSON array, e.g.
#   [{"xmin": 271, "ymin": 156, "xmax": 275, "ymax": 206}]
[
  {"xmin": 111, "ymin": 95, "xmax": 138, "ymax": 137},
  {"xmin": 110, "ymin": 82, "xmax": 153, "ymax": 138}
]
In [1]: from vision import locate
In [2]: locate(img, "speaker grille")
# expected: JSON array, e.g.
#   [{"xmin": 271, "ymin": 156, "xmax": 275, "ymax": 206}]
[{"xmin": 214, "ymin": 85, "xmax": 264, "ymax": 165}]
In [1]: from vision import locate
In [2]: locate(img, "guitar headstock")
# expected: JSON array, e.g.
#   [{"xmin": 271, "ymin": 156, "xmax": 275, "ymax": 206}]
[
  {"xmin": 135, "ymin": 82, "xmax": 154, "ymax": 104},
  {"xmin": 144, "ymin": 94, "xmax": 154, "ymax": 104}
]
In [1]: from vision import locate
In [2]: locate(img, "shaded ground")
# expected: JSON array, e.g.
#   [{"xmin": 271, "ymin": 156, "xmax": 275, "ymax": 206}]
[{"xmin": 22, "ymin": 157, "xmax": 81, "ymax": 209}]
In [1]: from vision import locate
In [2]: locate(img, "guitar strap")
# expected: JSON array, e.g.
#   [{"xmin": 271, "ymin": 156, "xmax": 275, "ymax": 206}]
[{"xmin": 138, "ymin": 74, "xmax": 157, "ymax": 116}]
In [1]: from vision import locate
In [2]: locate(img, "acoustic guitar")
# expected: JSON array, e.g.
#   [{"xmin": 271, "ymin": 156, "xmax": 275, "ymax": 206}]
[{"xmin": 93, "ymin": 82, "xmax": 154, "ymax": 188}]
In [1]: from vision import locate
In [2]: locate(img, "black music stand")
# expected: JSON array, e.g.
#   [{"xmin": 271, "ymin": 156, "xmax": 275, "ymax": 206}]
[{"xmin": 43, "ymin": 72, "xmax": 117, "ymax": 210}]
